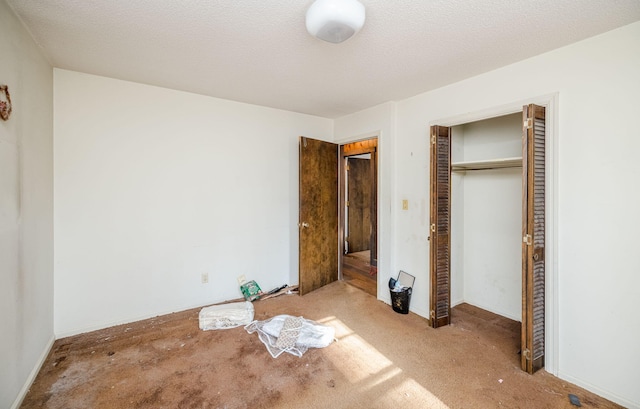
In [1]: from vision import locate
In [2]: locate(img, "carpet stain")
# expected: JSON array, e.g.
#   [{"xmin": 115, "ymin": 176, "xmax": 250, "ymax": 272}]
[
  {"xmin": 52, "ymin": 356, "xmax": 66, "ymax": 367},
  {"xmin": 135, "ymin": 386, "xmax": 163, "ymax": 408},
  {"xmin": 178, "ymin": 387, "xmax": 206, "ymax": 409}
]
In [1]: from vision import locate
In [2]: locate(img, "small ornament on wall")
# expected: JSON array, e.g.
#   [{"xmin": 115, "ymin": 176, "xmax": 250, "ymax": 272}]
[{"xmin": 0, "ymin": 84, "xmax": 12, "ymax": 121}]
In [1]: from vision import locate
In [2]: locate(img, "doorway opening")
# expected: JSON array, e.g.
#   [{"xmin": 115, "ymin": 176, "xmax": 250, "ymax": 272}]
[{"xmin": 339, "ymin": 138, "xmax": 378, "ymax": 297}]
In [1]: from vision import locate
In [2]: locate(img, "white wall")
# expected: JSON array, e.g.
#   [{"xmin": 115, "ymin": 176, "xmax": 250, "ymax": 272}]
[
  {"xmin": 462, "ymin": 168, "xmax": 521, "ymax": 320},
  {"xmin": 335, "ymin": 21, "xmax": 640, "ymax": 408},
  {"xmin": 53, "ymin": 69, "xmax": 332, "ymax": 336},
  {"xmin": 0, "ymin": 2, "xmax": 54, "ymax": 408},
  {"xmin": 450, "ymin": 172, "xmax": 464, "ymax": 306}
]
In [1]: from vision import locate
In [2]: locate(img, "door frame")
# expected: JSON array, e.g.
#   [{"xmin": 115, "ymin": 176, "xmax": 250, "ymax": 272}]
[
  {"xmin": 428, "ymin": 93, "xmax": 558, "ymax": 375},
  {"xmin": 338, "ymin": 137, "xmax": 379, "ymax": 293}
]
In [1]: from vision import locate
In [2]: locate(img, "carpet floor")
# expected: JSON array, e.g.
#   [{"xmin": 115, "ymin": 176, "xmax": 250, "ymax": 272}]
[{"xmin": 21, "ymin": 281, "xmax": 621, "ymax": 409}]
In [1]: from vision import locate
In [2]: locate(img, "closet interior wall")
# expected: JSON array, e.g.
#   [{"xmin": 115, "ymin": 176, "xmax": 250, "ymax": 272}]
[{"xmin": 450, "ymin": 113, "xmax": 523, "ymax": 321}]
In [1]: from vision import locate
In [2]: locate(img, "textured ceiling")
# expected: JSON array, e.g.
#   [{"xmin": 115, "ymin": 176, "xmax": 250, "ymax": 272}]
[{"xmin": 6, "ymin": 0, "xmax": 640, "ymax": 118}]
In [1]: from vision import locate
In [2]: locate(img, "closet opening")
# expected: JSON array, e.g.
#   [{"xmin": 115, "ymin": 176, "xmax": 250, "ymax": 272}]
[
  {"xmin": 430, "ymin": 104, "xmax": 546, "ymax": 374},
  {"xmin": 450, "ymin": 112, "xmax": 524, "ymax": 368},
  {"xmin": 451, "ymin": 113, "xmax": 523, "ymax": 321}
]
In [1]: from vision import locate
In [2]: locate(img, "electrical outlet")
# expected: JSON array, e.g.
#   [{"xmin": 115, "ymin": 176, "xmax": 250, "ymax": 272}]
[
  {"xmin": 201, "ymin": 273, "xmax": 209, "ymax": 284},
  {"xmin": 402, "ymin": 199, "xmax": 408, "ymax": 210},
  {"xmin": 237, "ymin": 274, "xmax": 246, "ymax": 285}
]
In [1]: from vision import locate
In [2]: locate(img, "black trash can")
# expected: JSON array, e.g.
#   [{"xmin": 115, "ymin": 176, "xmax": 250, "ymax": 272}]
[{"xmin": 389, "ymin": 271, "xmax": 415, "ymax": 314}]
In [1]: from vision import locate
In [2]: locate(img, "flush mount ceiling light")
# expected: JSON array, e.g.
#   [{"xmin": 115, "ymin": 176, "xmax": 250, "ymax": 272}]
[{"xmin": 306, "ymin": 0, "xmax": 365, "ymax": 44}]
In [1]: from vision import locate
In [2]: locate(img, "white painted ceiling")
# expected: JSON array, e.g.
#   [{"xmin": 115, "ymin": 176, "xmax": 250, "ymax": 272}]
[{"xmin": 6, "ymin": 0, "xmax": 640, "ymax": 118}]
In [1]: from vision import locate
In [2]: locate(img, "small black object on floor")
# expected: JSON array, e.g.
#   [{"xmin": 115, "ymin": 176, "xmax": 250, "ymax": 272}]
[{"xmin": 568, "ymin": 394, "xmax": 582, "ymax": 407}]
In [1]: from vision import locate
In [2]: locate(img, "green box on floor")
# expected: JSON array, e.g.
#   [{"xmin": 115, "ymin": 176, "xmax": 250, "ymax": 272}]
[{"xmin": 240, "ymin": 280, "xmax": 262, "ymax": 301}]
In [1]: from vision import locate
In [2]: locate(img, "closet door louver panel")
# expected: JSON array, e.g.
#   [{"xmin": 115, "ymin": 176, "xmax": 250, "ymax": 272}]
[
  {"xmin": 429, "ymin": 125, "xmax": 451, "ymax": 328},
  {"xmin": 521, "ymin": 104, "xmax": 546, "ymax": 373}
]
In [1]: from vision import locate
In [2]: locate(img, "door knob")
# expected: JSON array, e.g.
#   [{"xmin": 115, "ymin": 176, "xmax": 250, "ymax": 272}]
[{"xmin": 300, "ymin": 222, "xmax": 309, "ymax": 228}]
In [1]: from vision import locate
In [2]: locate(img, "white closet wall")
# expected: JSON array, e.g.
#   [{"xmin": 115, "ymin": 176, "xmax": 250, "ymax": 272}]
[
  {"xmin": 451, "ymin": 113, "xmax": 523, "ymax": 321},
  {"xmin": 451, "ymin": 135, "xmax": 465, "ymax": 306}
]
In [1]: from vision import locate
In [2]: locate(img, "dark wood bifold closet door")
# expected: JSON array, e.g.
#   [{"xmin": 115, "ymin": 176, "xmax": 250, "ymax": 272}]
[
  {"xmin": 429, "ymin": 126, "xmax": 451, "ymax": 328},
  {"xmin": 299, "ymin": 137, "xmax": 339, "ymax": 296},
  {"xmin": 521, "ymin": 104, "xmax": 546, "ymax": 373}
]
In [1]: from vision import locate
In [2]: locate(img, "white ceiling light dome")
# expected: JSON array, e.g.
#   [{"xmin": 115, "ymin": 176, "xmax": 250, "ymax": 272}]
[{"xmin": 306, "ymin": 0, "xmax": 366, "ymax": 44}]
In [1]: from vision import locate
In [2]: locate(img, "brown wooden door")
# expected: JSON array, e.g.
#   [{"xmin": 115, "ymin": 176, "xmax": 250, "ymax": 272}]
[
  {"xmin": 521, "ymin": 104, "xmax": 546, "ymax": 373},
  {"xmin": 347, "ymin": 157, "xmax": 372, "ymax": 253},
  {"xmin": 299, "ymin": 137, "xmax": 339, "ymax": 296},
  {"xmin": 429, "ymin": 126, "xmax": 451, "ymax": 328}
]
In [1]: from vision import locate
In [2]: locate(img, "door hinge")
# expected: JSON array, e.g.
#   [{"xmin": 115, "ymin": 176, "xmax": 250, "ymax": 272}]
[
  {"xmin": 524, "ymin": 118, "xmax": 533, "ymax": 129},
  {"xmin": 430, "ymin": 310, "xmax": 435, "ymax": 320},
  {"xmin": 431, "ymin": 135, "xmax": 436, "ymax": 144},
  {"xmin": 523, "ymin": 234, "xmax": 532, "ymax": 246},
  {"xmin": 523, "ymin": 348, "xmax": 532, "ymax": 361},
  {"xmin": 430, "ymin": 223, "xmax": 436, "ymax": 233},
  {"xmin": 346, "ymin": 201, "xmax": 349, "ymax": 207},
  {"xmin": 346, "ymin": 163, "xmax": 350, "ymax": 171}
]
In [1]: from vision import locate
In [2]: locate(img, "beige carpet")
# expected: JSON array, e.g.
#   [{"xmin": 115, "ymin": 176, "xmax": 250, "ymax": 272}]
[{"xmin": 21, "ymin": 281, "xmax": 621, "ymax": 409}]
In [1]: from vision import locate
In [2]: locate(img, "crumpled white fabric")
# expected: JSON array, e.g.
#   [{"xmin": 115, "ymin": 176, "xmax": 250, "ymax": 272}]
[
  {"xmin": 198, "ymin": 301, "xmax": 254, "ymax": 330},
  {"xmin": 245, "ymin": 314, "xmax": 335, "ymax": 358}
]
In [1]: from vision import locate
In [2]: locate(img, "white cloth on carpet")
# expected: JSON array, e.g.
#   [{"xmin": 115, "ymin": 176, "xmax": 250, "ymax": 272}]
[
  {"xmin": 245, "ymin": 314, "xmax": 335, "ymax": 358},
  {"xmin": 198, "ymin": 301, "xmax": 255, "ymax": 330}
]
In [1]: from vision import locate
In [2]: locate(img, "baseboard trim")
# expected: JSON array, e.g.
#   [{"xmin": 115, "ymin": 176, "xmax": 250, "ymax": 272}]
[
  {"xmin": 11, "ymin": 335, "xmax": 55, "ymax": 409},
  {"xmin": 558, "ymin": 371, "xmax": 638, "ymax": 409}
]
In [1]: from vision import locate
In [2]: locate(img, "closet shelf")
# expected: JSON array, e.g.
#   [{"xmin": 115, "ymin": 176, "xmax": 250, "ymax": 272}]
[{"xmin": 451, "ymin": 157, "xmax": 522, "ymax": 172}]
